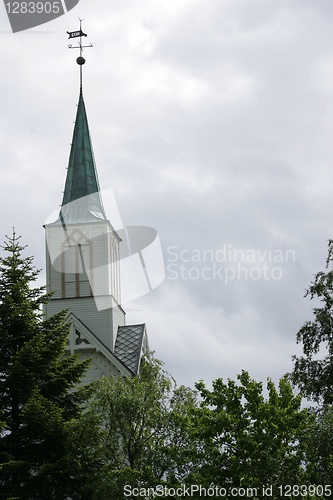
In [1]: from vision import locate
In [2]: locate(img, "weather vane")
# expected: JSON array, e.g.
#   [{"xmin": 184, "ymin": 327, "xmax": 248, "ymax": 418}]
[{"xmin": 67, "ymin": 19, "xmax": 93, "ymax": 89}]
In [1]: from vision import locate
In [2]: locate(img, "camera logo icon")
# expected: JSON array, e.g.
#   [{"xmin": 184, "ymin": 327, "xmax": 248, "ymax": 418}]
[
  {"xmin": 45, "ymin": 188, "xmax": 165, "ymax": 310},
  {"xmin": 3, "ymin": 0, "xmax": 80, "ymax": 33}
]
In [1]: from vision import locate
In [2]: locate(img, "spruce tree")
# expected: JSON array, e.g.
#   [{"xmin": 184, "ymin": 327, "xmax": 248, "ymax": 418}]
[{"xmin": 0, "ymin": 231, "xmax": 90, "ymax": 499}]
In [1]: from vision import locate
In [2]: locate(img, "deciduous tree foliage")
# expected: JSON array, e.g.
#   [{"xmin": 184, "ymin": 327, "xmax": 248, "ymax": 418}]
[
  {"xmin": 73, "ymin": 363, "xmax": 313, "ymax": 499},
  {"xmin": 291, "ymin": 239, "xmax": 333, "ymax": 405},
  {"xmin": 301, "ymin": 406, "xmax": 333, "ymax": 485},
  {"xmin": 192, "ymin": 371, "xmax": 309, "ymax": 497},
  {"xmin": 0, "ymin": 232, "xmax": 90, "ymax": 499},
  {"xmin": 73, "ymin": 356, "xmax": 199, "ymax": 500}
]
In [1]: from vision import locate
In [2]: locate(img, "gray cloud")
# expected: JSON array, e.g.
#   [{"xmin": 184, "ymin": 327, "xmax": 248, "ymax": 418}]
[{"xmin": 0, "ymin": 0, "xmax": 332, "ymax": 390}]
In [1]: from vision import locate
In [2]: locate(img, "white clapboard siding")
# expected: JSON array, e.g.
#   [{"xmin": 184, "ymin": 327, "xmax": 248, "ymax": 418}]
[
  {"xmin": 46, "ymin": 227, "xmax": 63, "ymax": 298},
  {"xmin": 45, "ymin": 219, "xmax": 125, "ymax": 355},
  {"xmin": 46, "ymin": 297, "xmax": 113, "ymax": 350},
  {"xmin": 66, "ymin": 349, "xmax": 122, "ymax": 383},
  {"xmin": 112, "ymin": 305, "xmax": 126, "ymax": 350},
  {"xmin": 80, "ymin": 280, "xmax": 91, "ymax": 297}
]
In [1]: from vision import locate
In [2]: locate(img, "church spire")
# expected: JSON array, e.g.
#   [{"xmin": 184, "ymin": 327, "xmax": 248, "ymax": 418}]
[
  {"xmin": 60, "ymin": 23, "xmax": 106, "ymax": 223},
  {"xmin": 62, "ymin": 91, "xmax": 105, "ymax": 209}
]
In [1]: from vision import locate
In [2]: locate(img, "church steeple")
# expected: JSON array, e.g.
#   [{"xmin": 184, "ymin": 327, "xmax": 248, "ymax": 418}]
[
  {"xmin": 62, "ymin": 90, "xmax": 102, "ymax": 205},
  {"xmin": 60, "ymin": 24, "xmax": 106, "ymax": 224},
  {"xmin": 44, "ymin": 25, "xmax": 149, "ymax": 379},
  {"xmin": 60, "ymin": 89, "xmax": 107, "ymax": 223}
]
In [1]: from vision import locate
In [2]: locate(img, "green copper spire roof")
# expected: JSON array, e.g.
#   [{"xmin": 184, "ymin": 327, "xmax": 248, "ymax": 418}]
[{"xmin": 60, "ymin": 89, "xmax": 107, "ymax": 223}]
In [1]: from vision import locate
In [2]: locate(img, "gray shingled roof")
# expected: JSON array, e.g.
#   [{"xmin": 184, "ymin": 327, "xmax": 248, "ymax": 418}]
[{"xmin": 114, "ymin": 324, "xmax": 145, "ymax": 375}]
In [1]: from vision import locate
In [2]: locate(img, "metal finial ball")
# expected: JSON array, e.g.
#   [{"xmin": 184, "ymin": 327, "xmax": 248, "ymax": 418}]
[{"xmin": 76, "ymin": 56, "xmax": 86, "ymax": 65}]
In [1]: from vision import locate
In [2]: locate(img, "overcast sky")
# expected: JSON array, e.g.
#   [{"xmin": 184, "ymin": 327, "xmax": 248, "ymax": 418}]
[{"xmin": 1, "ymin": 0, "xmax": 333, "ymax": 393}]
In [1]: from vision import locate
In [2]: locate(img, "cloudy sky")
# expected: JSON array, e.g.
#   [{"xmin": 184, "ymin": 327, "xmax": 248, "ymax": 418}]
[{"xmin": 1, "ymin": 0, "xmax": 333, "ymax": 393}]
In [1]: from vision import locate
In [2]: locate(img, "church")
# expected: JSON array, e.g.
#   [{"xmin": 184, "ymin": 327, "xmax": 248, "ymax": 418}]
[{"xmin": 43, "ymin": 37, "xmax": 149, "ymax": 382}]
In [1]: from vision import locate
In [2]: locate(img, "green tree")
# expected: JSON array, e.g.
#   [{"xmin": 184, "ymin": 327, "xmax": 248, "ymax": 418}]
[
  {"xmin": 301, "ymin": 406, "xmax": 333, "ymax": 486},
  {"xmin": 291, "ymin": 239, "xmax": 333, "ymax": 405},
  {"xmin": 74, "ymin": 356, "xmax": 199, "ymax": 500},
  {"xmin": 193, "ymin": 371, "xmax": 309, "ymax": 498},
  {"xmin": 0, "ymin": 232, "xmax": 90, "ymax": 499}
]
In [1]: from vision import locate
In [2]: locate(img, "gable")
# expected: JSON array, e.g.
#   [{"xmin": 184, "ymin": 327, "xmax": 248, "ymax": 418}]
[{"xmin": 65, "ymin": 313, "xmax": 132, "ymax": 377}]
